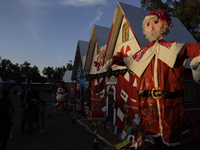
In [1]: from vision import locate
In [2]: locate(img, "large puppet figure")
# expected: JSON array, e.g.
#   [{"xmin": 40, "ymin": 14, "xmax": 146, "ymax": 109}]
[{"xmin": 105, "ymin": 10, "xmax": 200, "ymax": 149}]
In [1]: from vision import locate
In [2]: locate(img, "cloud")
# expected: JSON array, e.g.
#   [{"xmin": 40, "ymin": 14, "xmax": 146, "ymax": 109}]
[
  {"xmin": 61, "ymin": 0, "xmax": 107, "ymax": 7},
  {"xmin": 81, "ymin": 9, "xmax": 102, "ymax": 32},
  {"xmin": 18, "ymin": 0, "xmax": 53, "ymax": 42},
  {"xmin": 88, "ymin": 9, "xmax": 102, "ymax": 28},
  {"xmin": 62, "ymin": 41, "xmax": 67, "ymax": 46}
]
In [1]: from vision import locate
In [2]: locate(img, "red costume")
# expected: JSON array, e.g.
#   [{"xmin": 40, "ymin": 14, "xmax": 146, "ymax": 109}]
[
  {"xmin": 104, "ymin": 10, "xmax": 200, "ymax": 148},
  {"xmin": 112, "ymin": 40, "xmax": 200, "ymax": 146}
]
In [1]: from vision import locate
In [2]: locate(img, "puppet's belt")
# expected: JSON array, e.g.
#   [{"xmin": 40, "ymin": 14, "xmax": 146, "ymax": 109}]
[{"xmin": 137, "ymin": 88, "xmax": 183, "ymax": 100}]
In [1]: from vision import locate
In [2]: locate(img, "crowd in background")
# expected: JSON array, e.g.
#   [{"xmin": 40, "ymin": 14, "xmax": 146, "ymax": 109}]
[{"xmin": 0, "ymin": 86, "xmax": 48, "ymax": 150}]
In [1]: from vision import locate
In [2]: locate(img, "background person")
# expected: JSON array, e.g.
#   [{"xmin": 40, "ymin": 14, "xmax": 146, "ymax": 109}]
[
  {"xmin": 19, "ymin": 86, "xmax": 25, "ymax": 103},
  {"xmin": 0, "ymin": 89, "xmax": 14, "ymax": 150},
  {"xmin": 36, "ymin": 100, "xmax": 47, "ymax": 133},
  {"xmin": 20, "ymin": 103, "xmax": 27, "ymax": 132}
]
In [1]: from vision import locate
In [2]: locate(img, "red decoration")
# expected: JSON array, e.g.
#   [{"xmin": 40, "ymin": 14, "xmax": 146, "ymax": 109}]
[
  {"xmin": 117, "ymin": 45, "xmax": 131, "ymax": 57},
  {"xmin": 94, "ymin": 61, "xmax": 101, "ymax": 71}
]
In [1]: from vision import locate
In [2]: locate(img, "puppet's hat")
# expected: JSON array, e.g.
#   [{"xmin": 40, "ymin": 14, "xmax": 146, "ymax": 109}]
[{"xmin": 144, "ymin": 10, "xmax": 172, "ymax": 26}]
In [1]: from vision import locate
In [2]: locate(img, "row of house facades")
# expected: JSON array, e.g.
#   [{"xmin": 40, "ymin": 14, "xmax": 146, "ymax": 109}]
[{"xmin": 71, "ymin": 2, "xmax": 200, "ymax": 144}]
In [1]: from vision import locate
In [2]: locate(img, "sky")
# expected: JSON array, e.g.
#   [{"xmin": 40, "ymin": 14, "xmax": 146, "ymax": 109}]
[{"xmin": 0, "ymin": 0, "xmax": 141, "ymax": 74}]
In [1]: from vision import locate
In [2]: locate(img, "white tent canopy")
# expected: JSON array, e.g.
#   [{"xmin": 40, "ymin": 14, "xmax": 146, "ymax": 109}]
[
  {"xmin": 63, "ymin": 71, "xmax": 74, "ymax": 83},
  {"xmin": 0, "ymin": 76, "xmax": 3, "ymax": 83}
]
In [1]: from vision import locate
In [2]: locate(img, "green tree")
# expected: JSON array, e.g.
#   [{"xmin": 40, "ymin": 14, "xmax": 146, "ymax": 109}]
[
  {"xmin": 173, "ymin": 0, "xmax": 200, "ymax": 42},
  {"xmin": 20, "ymin": 61, "xmax": 31, "ymax": 82},
  {"xmin": 0, "ymin": 57, "xmax": 73, "ymax": 83},
  {"xmin": 66, "ymin": 62, "xmax": 73, "ymax": 70},
  {"xmin": 141, "ymin": 0, "xmax": 200, "ymax": 42},
  {"xmin": 42, "ymin": 66, "xmax": 54, "ymax": 79},
  {"xmin": 10, "ymin": 63, "xmax": 22, "ymax": 82},
  {"xmin": 29, "ymin": 65, "xmax": 43, "ymax": 82},
  {"xmin": 53, "ymin": 66, "xmax": 67, "ymax": 82},
  {"xmin": 0, "ymin": 59, "xmax": 13, "ymax": 81},
  {"xmin": 141, "ymin": 0, "xmax": 171, "ymax": 12}
]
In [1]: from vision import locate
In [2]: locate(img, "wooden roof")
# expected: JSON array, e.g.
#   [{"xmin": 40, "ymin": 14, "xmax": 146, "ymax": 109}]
[
  {"xmin": 71, "ymin": 40, "xmax": 89, "ymax": 80},
  {"xmin": 84, "ymin": 25, "xmax": 110, "ymax": 72}
]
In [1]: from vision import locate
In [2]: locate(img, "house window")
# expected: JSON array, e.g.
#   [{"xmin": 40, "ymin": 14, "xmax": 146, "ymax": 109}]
[
  {"xmin": 183, "ymin": 81, "xmax": 196, "ymax": 104},
  {"xmin": 122, "ymin": 23, "xmax": 129, "ymax": 42}
]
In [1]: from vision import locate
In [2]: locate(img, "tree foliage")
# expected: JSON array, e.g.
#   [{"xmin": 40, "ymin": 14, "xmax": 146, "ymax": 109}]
[
  {"xmin": 42, "ymin": 65, "xmax": 68, "ymax": 82},
  {"xmin": 20, "ymin": 61, "xmax": 31, "ymax": 79},
  {"xmin": 0, "ymin": 58, "xmax": 73, "ymax": 84},
  {"xmin": 66, "ymin": 62, "xmax": 73, "ymax": 70},
  {"xmin": 141, "ymin": 0, "xmax": 200, "ymax": 42},
  {"xmin": 53, "ymin": 66, "xmax": 67, "ymax": 81},
  {"xmin": 29, "ymin": 65, "xmax": 44, "ymax": 82},
  {"xmin": 42, "ymin": 66, "xmax": 54, "ymax": 79}
]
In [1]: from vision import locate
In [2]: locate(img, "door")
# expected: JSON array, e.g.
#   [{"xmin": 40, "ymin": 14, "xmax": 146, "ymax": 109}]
[{"xmin": 108, "ymin": 87, "xmax": 114, "ymax": 123}]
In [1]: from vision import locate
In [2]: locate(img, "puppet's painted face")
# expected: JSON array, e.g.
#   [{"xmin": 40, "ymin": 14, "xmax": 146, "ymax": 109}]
[
  {"xmin": 143, "ymin": 17, "xmax": 169, "ymax": 42},
  {"xmin": 85, "ymin": 81, "xmax": 89, "ymax": 89},
  {"xmin": 144, "ymin": 18, "xmax": 166, "ymax": 32}
]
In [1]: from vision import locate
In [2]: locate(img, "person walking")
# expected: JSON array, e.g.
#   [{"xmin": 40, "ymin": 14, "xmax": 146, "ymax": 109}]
[
  {"xmin": 20, "ymin": 103, "xmax": 26, "ymax": 132},
  {"xmin": 24, "ymin": 100, "xmax": 36, "ymax": 135},
  {"xmin": 36, "ymin": 100, "xmax": 47, "ymax": 133},
  {"xmin": 0, "ymin": 89, "xmax": 14, "ymax": 150},
  {"xmin": 26, "ymin": 88, "xmax": 41, "ymax": 130},
  {"xmin": 9, "ymin": 105, "xmax": 14, "ymax": 139},
  {"xmin": 19, "ymin": 86, "xmax": 25, "ymax": 103}
]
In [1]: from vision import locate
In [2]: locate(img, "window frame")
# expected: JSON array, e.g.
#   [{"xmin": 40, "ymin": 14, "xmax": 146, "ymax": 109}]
[
  {"xmin": 122, "ymin": 23, "xmax": 129, "ymax": 42},
  {"xmin": 183, "ymin": 80, "xmax": 196, "ymax": 104}
]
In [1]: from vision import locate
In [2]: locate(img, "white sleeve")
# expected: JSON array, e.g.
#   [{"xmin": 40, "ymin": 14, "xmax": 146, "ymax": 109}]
[{"xmin": 190, "ymin": 55, "xmax": 200, "ymax": 84}]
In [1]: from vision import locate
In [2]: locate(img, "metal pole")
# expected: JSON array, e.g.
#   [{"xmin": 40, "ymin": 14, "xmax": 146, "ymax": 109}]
[
  {"xmin": 93, "ymin": 120, "xmax": 98, "ymax": 150},
  {"xmin": 71, "ymin": 106, "xmax": 75, "ymax": 124}
]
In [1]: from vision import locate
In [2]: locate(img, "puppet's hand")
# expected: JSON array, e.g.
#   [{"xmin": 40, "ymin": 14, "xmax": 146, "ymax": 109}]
[
  {"xmin": 190, "ymin": 56, "xmax": 200, "ymax": 84},
  {"xmin": 104, "ymin": 55, "xmax": 127, "ymax": 70},
  {"xmin": 190, "ymin": 57, "xmax": 200, "ymax": 70}
]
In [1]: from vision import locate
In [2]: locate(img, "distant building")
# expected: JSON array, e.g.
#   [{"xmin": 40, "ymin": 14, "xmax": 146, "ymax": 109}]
[{"xmin": 63, "ymin": 70, "xmax": 76, "ymax": 96}]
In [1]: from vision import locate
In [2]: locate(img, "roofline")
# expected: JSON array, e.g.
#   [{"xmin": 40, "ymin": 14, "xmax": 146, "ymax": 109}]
[
  {"xmin": 103, "ymin": 23, "xmax": 114, "ymax": 65},
  {"xmin": 84, "ymin": 25, "xmax": 103, "ymax": 72},
  {"xmin": 83, "ymin": 38, "xmax": 92, "ymax": 71},
  {"xmin": 71, "ymin": 42, "xmax": 80, "ymax": 80},
  {"xmin": 103, "ymin": 3, "xmax": 121, "ymax": 65},
  {"xmin": 123, "ymin": 14, "xmax": 142, "ymax": 49},
  {"xmin": 84, "ymin": 26, "xmax": 96, "ymax": 72},
  {"xmin": 103, "ymin": 1, "xmax": 143, "ymax": 65}
]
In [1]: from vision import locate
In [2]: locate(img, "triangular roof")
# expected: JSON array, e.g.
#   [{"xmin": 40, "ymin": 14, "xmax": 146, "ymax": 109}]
[
  {"xmin": 84, "ymin": 25, "xmax": 110, "ymax": 72},
  {"xmin": 104, "ymin": 1, "xmax": 197, "ymax": 67},
  {"xmin": 71, "ymin": 40, "xmax": 89, "ymax": 81},
  {"xmin": 0, "ymin": 76, "xmax": 3, "ymax": 83},
  {"xmin": 63, "ymin": 70, "xmax": 74, "ymax": 82}
]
